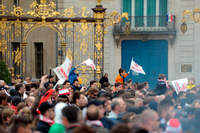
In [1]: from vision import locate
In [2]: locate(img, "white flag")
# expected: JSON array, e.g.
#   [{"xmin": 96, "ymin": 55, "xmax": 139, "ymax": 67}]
[
  {"xmin": 130, "ymin": 58, "xmax": 146, "ymax": 75},
  {"xmin": 171, "ymin": 78, "xmax": 188, "ymax": 94},
  {"xmin": 53, "ymin": 57, "xmax": 72, "ymax": 81},
  {"xmin": 82, "ymin": 58, "xmax": 96, "ymax": 70}
]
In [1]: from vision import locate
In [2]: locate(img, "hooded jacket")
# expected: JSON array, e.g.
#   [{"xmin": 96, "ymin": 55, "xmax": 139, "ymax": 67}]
[
  {"xmin": 48, "ymin": 103, "xmax": 67, "ymax": 133},
  {"xmin": 68, "ymin": 68, "xmax": 78, "ymax": 85}
]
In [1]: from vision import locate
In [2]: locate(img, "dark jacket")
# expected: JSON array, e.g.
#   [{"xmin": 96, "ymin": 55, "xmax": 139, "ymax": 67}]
[
  {"xmin": 154, "ymin": 81, "xmax": 168, "ymax": 95},
  {"xmin": 99, "ymin": 77, "xmax": 109, "ymax": 87},
  {"xmin": 66, "ymin": 124, "xmax": 80, "ymax": 133},
  {"xmin": 100, "ymin": 117, "xmax": 114, "ymax": 130},
  {"xmin": 36, "ymin": 121, "xmax": 51, "ymax": 133}
]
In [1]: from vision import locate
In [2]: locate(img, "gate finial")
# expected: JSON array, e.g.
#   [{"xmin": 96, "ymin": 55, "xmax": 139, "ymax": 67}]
[{"xmin": 97, "ymin": 0, "xmax": 102, "ymax": 5}]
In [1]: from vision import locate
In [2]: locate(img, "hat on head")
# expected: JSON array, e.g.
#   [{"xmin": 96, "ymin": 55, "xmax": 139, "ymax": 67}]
[
  {"xmin": 166, "ymin": 118, "xmax": 182, "ymax": 133},
  {"xmin": 39, "ymin": 101, "xmax": 54, "ymax": 115}
]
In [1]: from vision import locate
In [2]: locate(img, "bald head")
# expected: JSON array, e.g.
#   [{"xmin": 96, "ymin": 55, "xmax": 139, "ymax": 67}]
[
  {"xmin": 140, "ymin": 109, "xmax": 159, "ymax": 132},
  {"xmin": 87, "ymin": 105, "xmax": 99, "ymax": 120}
]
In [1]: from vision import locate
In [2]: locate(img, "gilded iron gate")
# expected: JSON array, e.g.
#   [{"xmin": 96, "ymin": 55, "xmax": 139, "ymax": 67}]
[{"xmin": 0, "ymin": 0, "xmax": 128, "ymax": 84}]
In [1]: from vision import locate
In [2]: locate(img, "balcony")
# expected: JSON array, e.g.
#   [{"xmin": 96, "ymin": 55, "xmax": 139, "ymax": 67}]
[{"xmin": 113, "ymin": 16, "xmax": 176, "ymax": 36}]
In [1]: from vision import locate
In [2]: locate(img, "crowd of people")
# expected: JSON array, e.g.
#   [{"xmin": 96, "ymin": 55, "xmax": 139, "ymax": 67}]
[{"xmin": 0, "ymin": 67, "xmax": 200, "ymax": 133}]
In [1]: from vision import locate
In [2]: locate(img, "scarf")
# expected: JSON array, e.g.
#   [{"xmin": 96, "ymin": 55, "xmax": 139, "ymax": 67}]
[
  {"xmin": 158, "ymin": 79, "xmax": 170, "ymax": 89},
  {"xmin": 86, "ymin": 120, "xmax": 103, "ymax": 127},
  {"xmin": 39, "ymin": 115, "xmax": 54, "ymax": 126}
]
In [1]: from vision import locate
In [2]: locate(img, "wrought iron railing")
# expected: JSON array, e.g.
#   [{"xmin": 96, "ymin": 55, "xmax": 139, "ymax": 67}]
[{"xmin": 113, "ymin": 16, "xmax": 176, "ymax": 35}]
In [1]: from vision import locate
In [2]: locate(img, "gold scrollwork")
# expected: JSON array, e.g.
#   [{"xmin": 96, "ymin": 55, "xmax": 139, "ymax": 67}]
[
  {"xmin": 11, "ymin": 6, "xmax": 24, "ymax": 17},
  {"xmin": 63, "ymin": 7, "xmax": 76, "ymax": 18},
  {"xmin": 95, "ymin": 42, "xmax": 102, "ymax": 51},
  {"xmin": 14, "ymin": 48, "xmax": 22, "ymax": 66},
  {"xmin": 80, "ymin": 39, "xmax": 88, "ymax": 54},
  {"xmin": 66, "ymin": 48, "xmax": 73, "ymax": 61},
  {"xmin": 80, "ymin": 22, "xmax": 89, "ymax": 36}
]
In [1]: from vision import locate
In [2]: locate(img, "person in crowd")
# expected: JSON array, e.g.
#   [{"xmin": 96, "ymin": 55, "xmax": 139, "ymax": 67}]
[
  {"xmin": 165, "ymin": 118, "xmax": 182, "ymax": 133},
  {"xmin": 36, "ymin": 101, "xmax": 54, "ymax": 133},
  {"xmin": 72, "ymin": 91, "xmax": 87, "ymax": 110},
  {"xmin": 2, "ymin": 107, "xmax": 15, "ymax": 126},
  {"xmin": 115, "ymin": 68, "xmax": 129, "ymax": 85},
  {"xmin": 72, "ymin": 125, "xmax": 95, "ymax": 133},
  {"xmin": 24, "ymin": 77, "xmax": 32, "ymax": 85},
  {"xmin": 158, "ymin": 98, "xmax": 175, "ymax": 131},
  {"xmin": 0, "ymin": 91, "xmax": 8, "ymax": 107},
  {"xmin": 140, "ymin": 109, "xmax": 159, "ymax": 132},
  {"xmin": 44, "ymin": 75, "xmax": 56, "ymax": 89},
  {"xmin": 87, "ymin": 99, "xmax": 114, "ymax": 130},
  {"xmin": 87, "ymin": 88, "xmax": 99, "ymax": 101},
  {"xmin": 107, "ymin": 97, "xmax": 126, "ymax": 124},
  {"xmin": 86, "ymin": 105, "xmax": 109, "ymax": 133},
  {"xmin": 89, "ymin": 80, "xmax": 98, "ymax": 89},
  {"xmin": 72, "ymin": 79, "xmax": 82, "ymax": 92},
  {"xmin": 15, "ymin": 83, "xmax": 27, "ymax": 99},
  {"xmin": 11, "ymin": 96, "xmax": 21, "ymax": 113},
  {"xmin": 62, "ymin": 80, "xmax": 71, "ymax": 89},
  {"xmin": 99, "ymin": 73, "xmax": 109, "ymax": 88},
  {"xmin": 49, "ymin": 102, "xmax": 67, "ymax": 133},
  {"xmin": 62, "ymin": 105, "xmax": 82, "ymax": 133},
  {"xmin": 8, "ymin": 115, "xmax": 32, "ymax": 133},
  {"xmin": 110, "ymin": 124, "xmax": 131, "ymax": 133},
  {"xmin": 69, "ymin": 68, "xmax": 78, "ymax": 85},
  {"xmin": 26, "ymin": 96, "xmax": 35, "ymax": 107},
  {"xmin": 153, "ymin": 74, "xmax": 169, "ymax": 95},
  {"xmin": 187, "ymin": 78, "xmax": 195, "ymax": 90}
]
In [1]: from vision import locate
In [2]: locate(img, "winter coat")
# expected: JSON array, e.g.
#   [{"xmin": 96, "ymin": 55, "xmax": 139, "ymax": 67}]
[
  {"xmin": 68, "ymin": 68, "xmax": 78, "ymax": 85},
  {"xmin": 153, "ymin": 81, "xmax": 168, "ymax": 95},
  {"xmin": 36, "ymin": 121, "xmax": 51, "ymax": 133},
  {"xmin": 115, "ymin": 73, "xmax": 128, "ymax": 84}
]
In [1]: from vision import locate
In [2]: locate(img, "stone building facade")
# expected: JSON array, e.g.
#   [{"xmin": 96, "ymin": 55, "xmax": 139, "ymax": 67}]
[{"xmin": 4, "ymin": 0, "xmax": 200, "ymax": 86}]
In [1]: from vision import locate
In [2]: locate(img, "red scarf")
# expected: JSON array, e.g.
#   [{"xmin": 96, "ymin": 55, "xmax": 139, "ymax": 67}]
[{"xmin": 39, "ymin": 115, "xmax": 54, "ymax": 126}]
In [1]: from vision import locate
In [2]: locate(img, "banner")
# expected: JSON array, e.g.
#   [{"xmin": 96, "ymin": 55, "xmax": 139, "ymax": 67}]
[
  {"xmin": 82, "ymin": 58, "xmax": 96, "ymax": 70},
  {"xmin": 171, "ymin": 78, "xmax": 188, "ymax": 94},
  {"xmin": 53, "ymin": 57, "xmax": 72, "ymax": 84},
  {"xmin": 129, "ymin": 58, "xmax": 146, "ymax": 75}
]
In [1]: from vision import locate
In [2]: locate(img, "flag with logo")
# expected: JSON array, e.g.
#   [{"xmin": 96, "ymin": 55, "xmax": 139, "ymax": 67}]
[
  {"xmin": 129, "ymin": 58, "xmax": 146, "ymax": 75},
  {"xmin": 53, "ymin": 57, "xmax": 72, "ymax": 84},
  {"xmin": 82, "ymin": 58, "xmax": 96, "ymax": 70},
  {"xmin": 171, "ymin": 78, "xmax": 188, "ymax": 94}
]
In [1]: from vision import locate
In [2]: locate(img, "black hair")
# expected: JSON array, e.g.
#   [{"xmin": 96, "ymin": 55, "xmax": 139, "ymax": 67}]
[
  {"xmin": 73, "ymin": 79, "xmax": 79, "ymax": 84},
  {"xmin": 158, "ymin": 74, "xmax": 166, "ymax": 80},
  {"xmin": 119, "ymin": 68, "xmax": 124, "ymax": 74},
  {"xmin": 15, "ymin": 84, "xmax": 24, "ymax": 91},
  {"xmin": 90, "ymin": 80, "xmax": 97, "ymax": 86},
  {"xmin": 63, "ymin": 80, "xmax": 70, "ymax": 85},
  {"xmin": 62, "ymin": 105, "xmax": 81, "ymax": 123}
]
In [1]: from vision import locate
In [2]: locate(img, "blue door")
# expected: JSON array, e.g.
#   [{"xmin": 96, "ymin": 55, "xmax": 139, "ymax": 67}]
[{"xmin": 122, "ymin": 40, "xmax": 168, "ymax": 89}]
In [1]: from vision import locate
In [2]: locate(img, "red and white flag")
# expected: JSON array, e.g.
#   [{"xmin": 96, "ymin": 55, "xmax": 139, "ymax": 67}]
[
  {"xmin": 59, "ymin": 88, "xmax": 70, "ymax": 95},
  {"xmin": 130, "ymin": 58, "xmax": 146, "ymax": 75},
  {"xmin": 82, "ymin": 58, "xmax": 96, "ymax": 70},
  {"xmin": 53, "ymin": 57, "xmax": 72, "ymax": 84},
  {"xmin": 171, "ymin": 78, "xmax": 188, "ymax": 94}
]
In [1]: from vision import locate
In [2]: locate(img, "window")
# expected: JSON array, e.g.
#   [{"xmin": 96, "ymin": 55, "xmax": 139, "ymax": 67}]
[
  {"xmin": 12, "ymin": 42, "xmax": 20, "ymax": 75},
  {"xmin": 147, "ymin": 0, "xmax": 156, "ymax": 26},
  {"xmin": 159, "ymin": 0, "xmax": 168, "ymax": 26},
  {"xmin": 135, "ymin": 0, "xmax": 144, "ymax": 27},
  {"xmin": 35, "ymin": 42, "xmax": 43, "ymax": 78}
]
